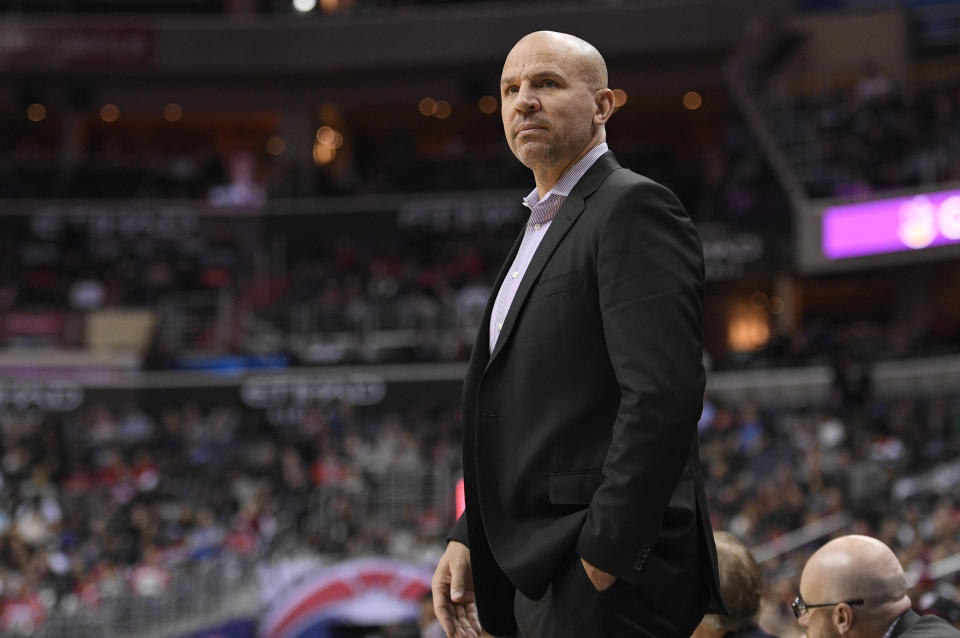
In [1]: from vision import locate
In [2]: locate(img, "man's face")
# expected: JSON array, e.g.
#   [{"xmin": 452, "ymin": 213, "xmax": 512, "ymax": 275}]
[
  {"xmin": 797, "ymin": 568, "xmax": 842, "ymax": 638},
  {"xmin": 500, "ymin": 35, "xmax": 600, "ymax": 174},
  {"xmin": 798, "ymin": 605, "xmax": 842, "ymax": 638}
]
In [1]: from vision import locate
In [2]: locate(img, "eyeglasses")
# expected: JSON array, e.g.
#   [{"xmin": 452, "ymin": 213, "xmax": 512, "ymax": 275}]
[{"xmin": 792, "ymin": 596, "xmax": 865, "ymax": 619}]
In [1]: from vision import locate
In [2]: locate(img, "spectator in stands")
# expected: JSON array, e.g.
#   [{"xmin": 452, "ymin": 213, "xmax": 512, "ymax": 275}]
[
  {"xmin": 691, "ymin": 531, "xmax": 779, "ymax": 638},
  {"xmin": 795, "ymin": 535, "xmax": 960, "ymax": 638}
]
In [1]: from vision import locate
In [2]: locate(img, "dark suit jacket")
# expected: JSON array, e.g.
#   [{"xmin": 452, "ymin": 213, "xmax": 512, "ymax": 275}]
[
  {"xmin": 891, "ymin": 610, "xmax": 960, "ymax": 637},
  {"xmin": 449, "ymin": 152, "xmax": 724, "ymax": 635}
]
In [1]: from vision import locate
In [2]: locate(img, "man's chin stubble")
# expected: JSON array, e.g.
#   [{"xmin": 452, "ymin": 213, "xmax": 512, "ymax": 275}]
[{"xmin": 515, "ymin": 145, "xmax": 557, "ymax": 171}]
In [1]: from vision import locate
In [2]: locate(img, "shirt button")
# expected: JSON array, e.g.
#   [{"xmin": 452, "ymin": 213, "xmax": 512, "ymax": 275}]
[
  {"xmin": 497, "ymin": 322, "xmax": 503, "ymax": 330},
  {"xmin": 511, "ymin": 271, "xmax": 519, "ymax": 279},
  {"xmin": 534, "ymin": 223, "xmax": 541, "ymax": 230}
]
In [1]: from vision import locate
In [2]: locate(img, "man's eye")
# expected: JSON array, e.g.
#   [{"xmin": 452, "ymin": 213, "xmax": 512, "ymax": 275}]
[
  {"xmin": 540, "ymin": 79, "xmax": 557, "ymax": 88},
  {"xmin": 505, "ymin": 86, "xmax": 518, "ymax": 95}
]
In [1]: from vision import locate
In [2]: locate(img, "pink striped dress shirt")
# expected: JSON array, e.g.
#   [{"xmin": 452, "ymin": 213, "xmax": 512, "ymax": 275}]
[{"xmin": 489, "ymin": 143, "xmax": 609, "ymax": 353}]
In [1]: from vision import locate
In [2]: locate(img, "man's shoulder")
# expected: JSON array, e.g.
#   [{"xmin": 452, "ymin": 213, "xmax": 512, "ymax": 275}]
[
  {"xmin": 590, "ymin": 166, "xmax": 686, "ymax": 217},
  {"xmin": 574, "ymin": 153, "xmax": 693, "ymax": 234},
  {"xmin": 591, "ymin": 161, "xmax": 679, "ymax": 203},
  {"xmin": 897, "ymin": 610, "xmax": 960, "ymax": 637}
]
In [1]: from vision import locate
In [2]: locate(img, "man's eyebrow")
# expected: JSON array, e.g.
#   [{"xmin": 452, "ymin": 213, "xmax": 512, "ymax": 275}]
[
  {"xmin": 528, "ymin": 69, "xmax": 566, "ymax": 81},
  {"xmin": 500, "ymin": 71, "xmax": 569, "ymax": 88}
]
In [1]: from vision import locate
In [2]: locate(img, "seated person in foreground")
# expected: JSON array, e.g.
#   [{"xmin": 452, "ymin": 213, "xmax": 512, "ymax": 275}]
[
  {"xmin": 795, "ymin": 535, "xmax": 960, "ymax": 638},
  {"xmin": 692, "ymin": 531, "xmax": 779, "ymax": 638}
]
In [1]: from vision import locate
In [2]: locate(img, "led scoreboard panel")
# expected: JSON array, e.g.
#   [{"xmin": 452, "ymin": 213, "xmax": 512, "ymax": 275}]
[{"xmin": 798, "ymin": 184, "xmax": 960, "ymax": 273}]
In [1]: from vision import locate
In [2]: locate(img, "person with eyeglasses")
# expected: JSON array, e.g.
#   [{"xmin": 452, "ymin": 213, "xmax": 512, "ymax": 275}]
[{"xmin": 795, "ymin": 535, "xmax": 960, "ymax": 638}]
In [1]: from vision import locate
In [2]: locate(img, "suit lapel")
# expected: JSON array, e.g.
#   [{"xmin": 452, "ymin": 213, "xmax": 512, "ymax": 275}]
[
  {"xmin": 889, "ymin": 610, "xmax": 915, "ymax": 637},
  {"xmin": 487, "ymin": 152, "xmax": 620, "ymax": 367}
]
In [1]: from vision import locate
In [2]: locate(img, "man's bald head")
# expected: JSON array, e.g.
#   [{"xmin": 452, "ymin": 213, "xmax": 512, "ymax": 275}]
[
  {"xmin": 799, "ymin": 535, "xmax": 912, "ymax": 637},
  {"xmin": 805, "ymin": 535, "xmax": 908, "ymax": 604},
  {"xmin": 508, "ymin": 31, "xmax": 609, "ymax": 89}
]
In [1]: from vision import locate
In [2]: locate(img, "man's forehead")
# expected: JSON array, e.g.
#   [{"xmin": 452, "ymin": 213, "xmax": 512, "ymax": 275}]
[
  {"xmin": 798, "ymin": 563, "xmax": 817, "ymax": 597},
  {"xmin": 501, "ymin": 50, "xmax": 583, "ymax": 82},
  {"xmin": 799, "ymin": 560, "xmax": 831, "ymax": 600},
  {"xmin": 501, "ymin": 35, "xmax": 603, "ymax": 86}
]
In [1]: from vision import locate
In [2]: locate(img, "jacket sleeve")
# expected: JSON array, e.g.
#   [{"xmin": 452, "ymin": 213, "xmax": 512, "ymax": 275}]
[
  {"xmin": 448, "ymin": 512, "xmax": 469, "ymax": 547},
  {"xmin": 575, "ymin": 178, "xmax": 705, "ymax": 585}
]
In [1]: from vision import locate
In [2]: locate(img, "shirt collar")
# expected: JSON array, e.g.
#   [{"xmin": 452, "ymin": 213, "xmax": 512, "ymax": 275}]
[{"xmin": 523, "ymin": 142, "xmax": 609, "ymax": 209}]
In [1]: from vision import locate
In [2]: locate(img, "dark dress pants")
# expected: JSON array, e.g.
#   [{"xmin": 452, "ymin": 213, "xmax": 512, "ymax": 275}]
[{"xmin": 513, "ymin": 552, "xmax": 699, "ymax": 638}]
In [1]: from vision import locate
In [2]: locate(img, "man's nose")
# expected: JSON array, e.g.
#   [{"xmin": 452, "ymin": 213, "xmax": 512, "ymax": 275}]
[{"xmin": 515, "ymin": 84, "xmax": 539, "ymax": 111}]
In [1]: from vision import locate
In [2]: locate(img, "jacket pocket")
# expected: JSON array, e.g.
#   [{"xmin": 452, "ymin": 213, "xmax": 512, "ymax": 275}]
[
  {"xmin": 529, "ymin": 268, "xmax": 584, "ymax": 301},
  {"xmin": 548, "ymin": 470, "xmax": 603, "ymax": 505}
]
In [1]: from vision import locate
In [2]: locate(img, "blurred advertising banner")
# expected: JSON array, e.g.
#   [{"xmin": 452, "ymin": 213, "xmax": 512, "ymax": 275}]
[
  {"xmin": 823, "ymin": 189, "xmax": 960, "ymax": 259},
  {"xmin": 0, "ymin": 380, "xmax": 83, "ymax": 412},
  {"xmin": 72, "ymin": 367, "xmax": 463, "ymax": 425},
  {"xmin": 800, "ymin": 183, "xmax": 960, "ymax": 273},
  {"xmin": 0, "ymin": 25, "xmax": 154, "ymax": 71},
  {"xmin": 241, "ymin": 373, "xmax": 388, "ymax": 427},
  {"xmin": 258, "ymin": 556, "xmax": 431, "ymax": 638},
  {"xmin": 696, "ymin": 222, "xmax": 772, "ymax": 281},
  {"xmin": 1, "ymin": 311, "xmax": 73, "ymax": 348},
  {"xmin": 179, "ymin": 619, "xmax": 257, "ymax": 638},
  {"xmin": 0, "ymin": 379, "xmax": 84, "ymax": 428}
]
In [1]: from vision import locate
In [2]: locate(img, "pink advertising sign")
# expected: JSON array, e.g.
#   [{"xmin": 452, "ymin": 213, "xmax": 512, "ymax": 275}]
[{"xmin": 822, "ymin": 189, "xmax": 960, "ymax": 259}]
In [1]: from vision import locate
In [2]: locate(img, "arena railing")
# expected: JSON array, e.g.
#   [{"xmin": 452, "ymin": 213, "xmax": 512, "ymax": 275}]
[{"xmin": 0, "ymin": 546, "xmax": 263, "ymax": 638}]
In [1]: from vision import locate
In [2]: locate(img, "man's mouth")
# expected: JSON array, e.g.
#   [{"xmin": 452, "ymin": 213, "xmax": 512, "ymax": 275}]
[{"xmin": 516, "ymin": 122, "xmax": 547, "ymax": 135}]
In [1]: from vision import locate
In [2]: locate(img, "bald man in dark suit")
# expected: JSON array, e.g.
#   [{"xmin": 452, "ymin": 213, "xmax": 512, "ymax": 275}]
[
  {"xmin": 431, "ymin": 31, "xmax": 724, "ymax": 638},
  {"xmin": 796, "ymin": 535, "xmax": 960, "ymax": 638}
]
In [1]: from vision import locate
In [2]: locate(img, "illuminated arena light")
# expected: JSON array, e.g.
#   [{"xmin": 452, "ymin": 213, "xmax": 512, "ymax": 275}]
[
  {"xmin": 163, "ymin": 103, "xmax": 183, "ymax": 122},
  {"xmin": 100, "ymin": 104, "xmax": 120, "ymax": 122},
  {"xmin": 27, "ymin": 103, "xmax": 46, "ymax": 122},
  {"xmin": 683, "ymin": 91, "xmax": 702, "ymax": 110},
  {"xmin": 266, "ymin": 136, "xmax": 286, "ymax": 155},
  {"xmin": 418, "ymin": 97, "xmax": 436, "ymax": 116},
  {"xmin": 478, "ymin": 95, "xmax": 497, "ymax": 114},
  {"xmin": 292, "ymin": 0, "xmax": 316, "ymax": 13}
]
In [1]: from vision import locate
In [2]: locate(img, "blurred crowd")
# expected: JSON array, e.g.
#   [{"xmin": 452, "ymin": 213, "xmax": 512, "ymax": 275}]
[
  {"xmin": 5, "ymin": 205, "xmax": 960, "ymax": 368},
  {"xmin": 774, "ymin": 69, "xmax": 960, "ymax": 199},
  {"xmin": 0, "ymin": 222, "xmax": 245, "ymax": 314},
  {"xmin": 0, "ymin": 397, "xmax": 460, "ymax": 634},
  {"xmin": 721, "ymin": 315, "xmax": 960, "ymax": 372},
  {"xmin": 0, "ymin": 383, "xmax": 955, "ymax": 634},
  {"xmin": 699, "ymin": 393, "xmax": 960, "ymax": 635}
]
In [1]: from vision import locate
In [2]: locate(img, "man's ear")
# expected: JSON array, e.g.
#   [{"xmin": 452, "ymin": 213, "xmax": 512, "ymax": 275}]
[
  {"xmin": 594, "ymin": 88, "xmax": 615, "ymax": 124},
  {"xmin": 834, "ymin": 602, "xmax": 855, "ymax": 634}
]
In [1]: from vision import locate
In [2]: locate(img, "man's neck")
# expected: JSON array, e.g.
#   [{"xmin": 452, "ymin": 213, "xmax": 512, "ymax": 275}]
[
  {"xmin": 533, "ymin": 166, "xmax": 568, "ymax": 198},
  {"xmin": 533, "ymin": 168, "xmax": 565, "ymax": 197},
  {"xmin": 531, "ymin": 135, "xmax": 605, "ymax": 197}
]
